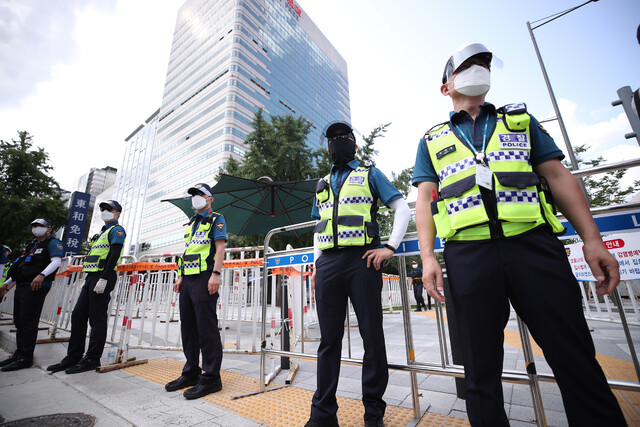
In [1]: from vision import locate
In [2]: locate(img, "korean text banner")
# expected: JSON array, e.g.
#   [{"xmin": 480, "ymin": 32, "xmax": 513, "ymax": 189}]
[
  {"xmin": 62, "ymin": 192, "xmax": 91, "ymax": 256},
  {"xmin": 565, "ymin": 232, "xmax": 640, "ymax": 281}
]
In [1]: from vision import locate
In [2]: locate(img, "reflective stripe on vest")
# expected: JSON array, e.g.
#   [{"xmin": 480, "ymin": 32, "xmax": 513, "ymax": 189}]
[
  {"xmin": 315, "ymin": 167, "xmax": 377, "ymax": 250},
  {"xmin": 427, "ymin": 112, "xmax": 561, "ymax": 240},
  {"xmin": 180, "ymin": 212, "xmax": 219, "ymax": 275},
  {"xmin": 83, "ymin": 225, "xmax": 119, "ymax": 272}
]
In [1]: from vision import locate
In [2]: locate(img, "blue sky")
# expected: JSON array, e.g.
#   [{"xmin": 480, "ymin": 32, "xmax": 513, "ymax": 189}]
[{"xmin": 0, "ymin": 0, "xmax": 639, "ymax": 196}]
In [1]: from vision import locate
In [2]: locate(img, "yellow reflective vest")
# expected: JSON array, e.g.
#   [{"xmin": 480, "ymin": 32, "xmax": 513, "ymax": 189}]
[
  {"xmin": 314, "ymin": 166, "xmax": 379, "ymax": 250},
  {"xmin": 179, "ymin": 211, "xmax": 222, "ymax": 276},
  {"xmin": 427, "ymin": 104, "xmax": 565, "ymax": 241},
  {"xmin": 83, "ymin": 225, "xmax": 122, "ymax": 272}
]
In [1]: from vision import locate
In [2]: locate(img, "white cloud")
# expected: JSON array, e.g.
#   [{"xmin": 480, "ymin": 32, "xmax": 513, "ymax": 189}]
[
  {"xmin": 543, "ymin": 98, "xmax": 640, "ymax": 193},
  {"xmin": 0, "ymin": 0, "xmax": 182, "ymax": 191}
]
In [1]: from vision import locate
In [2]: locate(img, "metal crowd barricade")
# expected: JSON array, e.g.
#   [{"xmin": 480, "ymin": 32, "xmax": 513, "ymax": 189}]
[{"xmin": 255, "ymin": 218, "xmax": 640, "ymax": 424}]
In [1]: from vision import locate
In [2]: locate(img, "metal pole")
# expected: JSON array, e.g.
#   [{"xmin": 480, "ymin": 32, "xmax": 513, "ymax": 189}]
[
  {"xmin": 610, "ymin": 289, "xmax": 640, "ymax": 381},
  {"xmin": 526, "ymin": 21, "xmax": 590, "ymax": 202},
  {"xmin": 397, "ymin": 256, "xmax": 422, "ymax": 419},
  {"xmin": 516, "ymin": 316, "xmax": 547, "ymax": 427}
]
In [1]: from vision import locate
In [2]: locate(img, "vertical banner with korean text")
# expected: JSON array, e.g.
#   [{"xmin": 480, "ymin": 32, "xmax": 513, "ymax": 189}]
[
  {"xmin": 62, "ymin": 191, "xmax": 91, "ymax": 256},
  {"xmin": 565, "ymin": 233, "xmax": 640, "ymax": 281}
]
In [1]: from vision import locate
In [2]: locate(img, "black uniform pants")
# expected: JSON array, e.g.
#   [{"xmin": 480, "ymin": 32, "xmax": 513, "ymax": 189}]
[
  {"xmin": 413, "ymin": 284, "xmax": 427, "ymax": 310},
  {"xmin": 179, "ymin": 273, "xmax": 222, "ymax": 384},
  {"xmin": 13, "ymin": 283, "xmax": 50, "ymax": 361},
  {"xmin": 68, "ymin": 272, "xmax": 116, "ymax": 360},
  {"xmin": 310, "ymin": 247, "xmax": 388, "ymax": 424},
  {"xmin": 444, "ymin": 226, "xmax": 626, "ymax": 427}
]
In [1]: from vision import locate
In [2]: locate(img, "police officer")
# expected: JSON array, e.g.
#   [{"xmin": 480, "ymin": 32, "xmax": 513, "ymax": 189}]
[
  {"xmin": 164, "ymin": 183, "xmax": 227, "ymax": 400},
  {"xmin": 0, "ymin": 245, "xmax": 11, "ymax": 282},
  {"xmin": 0, "ymin": 219, "xmax": 63, "ymax": 371},
  {"xmin": 305, "ymin": 122, "xmax": 410, "ymax": 427},
  {"xmin": 413, "ymin": 43, "xmax": 626, "ymax": 426},
  {"xmin": 47, "ymin": 200, "xmax": 126, "ymax": 374},
  {"xmin": 410, "ymin": 261, "xmax": 428, "ymax": 311}
]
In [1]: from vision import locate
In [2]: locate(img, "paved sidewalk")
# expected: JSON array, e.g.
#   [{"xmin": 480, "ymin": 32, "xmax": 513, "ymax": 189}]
[{"xmin": 0, "ymin": 309, "xmax": 638, "ymax": 426}]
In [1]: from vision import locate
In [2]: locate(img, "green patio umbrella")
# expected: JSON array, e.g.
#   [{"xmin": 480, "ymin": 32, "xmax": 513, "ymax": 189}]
[{"xmin": 161, "ymin": 174, "xmax": 318, "ymax": 236}]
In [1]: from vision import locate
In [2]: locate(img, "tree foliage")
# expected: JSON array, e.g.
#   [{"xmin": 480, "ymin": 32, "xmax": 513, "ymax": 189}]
[
  {"xmin": 0, "ymin": 131, "xmax": 67, "ymax": 254},
  {"xmin": 221, "ymin": 109, "xmax": 316, "ymax": 182},
  {"xmin": 565, "ymin": 145, "xmax": 640, "ymax": 207},
  {"xmin": 218, "ymin": 110, "xmax": 318, "ymax": 250}
]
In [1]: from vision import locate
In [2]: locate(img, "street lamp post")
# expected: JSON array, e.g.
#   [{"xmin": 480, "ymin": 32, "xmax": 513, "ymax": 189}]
[{"xmin": 526, "ymin": 0, "xmax": 599, "ymax": 201}]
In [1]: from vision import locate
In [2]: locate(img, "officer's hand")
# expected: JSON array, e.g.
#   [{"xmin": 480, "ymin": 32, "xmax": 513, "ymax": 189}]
[
  {"xmin": 208, "ymin": 273, "xmax": 221, "ymax": 295},
  {"xmin": 0, "ymin": 286, "xmax": 7, "ymax": 297},
  {"xmin": 422, "ymin": 256, "xmax": 445, "ymax": 303},
  {"xmin": 362, "ymin": 247, "xmax": 394, "ymax": 270},
  {"xmin": 310, "ymin": 268, "xmax": 316, "ymax": 290},
  {"xmin": 94, "ymin": 278, "xmax": 108, "ymax": 294},
  {"xmin": 30, "ymin": 274, "xmax": 44, "ymax": 291},
  {"xmin": 583, "ymin": 240, "xmax": 620, "ymax": 295},
  {"xmin": 174, "ymin": 276, "xmax": 183, "ymax": 293}
]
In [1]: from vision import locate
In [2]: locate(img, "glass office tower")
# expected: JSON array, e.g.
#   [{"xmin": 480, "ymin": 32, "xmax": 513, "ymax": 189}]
[{"xmin": 138, "ymin": 0, "xmax": 350, "ymax": 254}]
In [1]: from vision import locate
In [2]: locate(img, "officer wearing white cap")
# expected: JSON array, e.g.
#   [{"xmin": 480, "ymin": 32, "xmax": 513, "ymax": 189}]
[
  {"xmin": 305, "ymin": 121, "xmax": 410, "ymax": 427},
  {"xmin": 412, "ymin": 43, "xmax": 626, "ymax": 425},
  {"xmin": 164, "ymin": 183, "xmax": 227, "ymax": 399},
  {"xmin": 0, "ymin": 219, "xmax": 63, "ymax": 371},
  {"xmin": 48, "ymin": 200, "xmax": 126, "ymax": 374}
]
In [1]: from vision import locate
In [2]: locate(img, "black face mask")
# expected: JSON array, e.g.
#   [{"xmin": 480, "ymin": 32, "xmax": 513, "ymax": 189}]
[{"xmin": 328, "ymin": 135, "xmax": 356, "ymax": 166}]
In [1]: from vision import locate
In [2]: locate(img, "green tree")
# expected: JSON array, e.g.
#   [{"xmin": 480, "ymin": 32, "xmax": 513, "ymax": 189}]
[
  {"xmin": 0, "ymin": 131, "xmax": 67, "ymax": 254},
  {"xmin": 218, "ymin": 109, "xmax": 317, "ymax": 250},
  {"xmin": 224, "ymin": 109, "xmax": 316, "ymax": 181},
  {"xmin": 565, "ymin": 145, "xmax": 640, "ymax": 207}
]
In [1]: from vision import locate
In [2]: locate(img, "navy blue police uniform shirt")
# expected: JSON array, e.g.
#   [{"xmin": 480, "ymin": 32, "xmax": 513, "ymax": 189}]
[
  {"xmin": 412, "ymin": 102, "xmax": 564, "ymax": 186},
  {"xmin": 103, "ymin": 219, "xmax": 127, "ymax": 245},
  {"xmin": 311, "ymin": 159, "xmax": 403, "ymax": 220}
]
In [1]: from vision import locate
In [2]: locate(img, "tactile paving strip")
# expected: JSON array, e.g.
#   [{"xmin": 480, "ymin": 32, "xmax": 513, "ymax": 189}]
[{"xmin": 123, "ymin": 358, "xmax": 469, "ymax": 426}]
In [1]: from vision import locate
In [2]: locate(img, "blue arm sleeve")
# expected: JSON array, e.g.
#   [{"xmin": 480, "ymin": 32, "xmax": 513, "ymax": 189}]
[
  {"xmin": 210, "ymin": 216, "xmax": 228, "ymax": 241},
  {"xmin": 108, "ymin": 226, "xmax": 127, "ymax": 245},
  {"xmin": 311, "ymin": 197, "xmax": 320, "ymax": 220},
  {"xmin": 412, "ymin": 137, "xmax": 439, "ymax": 186},
  {"xmin": 529, "ymin": 114, "xmax": 565, "ymax": 166},
  {"xmin": 369, "ymin": 167, "xmax": 403, "ymax": 207},
  {"xmin": 48, "ymin": 239, "xmax": 65, "ymax": 258}
]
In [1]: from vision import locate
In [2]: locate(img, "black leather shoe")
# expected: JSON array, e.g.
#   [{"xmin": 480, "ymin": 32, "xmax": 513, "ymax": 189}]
[
  {"xmin": 47, "ymin": 356, "xmax": 80, "ymax": 373},
  {"xmin": 1, "ymin": 358, "xmax": 33, "ymax": 372},
  {"xmin": 364, "ymin": 413, "xmax": 385, "ymax": 427},
  {"xmin": 183, "ymin": 380, "xmax": 222, "ymax": 399},
  {"xmin": 0, "ymin": 354, "xmax": 17, "ymax": 367},
  {"xmin": 65, "ymin": 358, "xmax": 100, "ymax": 374},
  {"xmin": 304, "ymin": 415, "xmax": 340, "ymax": 427},
  {"xmin": 165, "ymin": 375, "xmax": 199, "ymax": 392}
]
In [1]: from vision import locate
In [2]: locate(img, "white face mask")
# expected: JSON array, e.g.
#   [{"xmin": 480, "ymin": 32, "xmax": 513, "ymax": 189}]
[
  {"xmin": 32, "ymin": 226, "xmax": 48, "ymax": 237},
  {"xmin": 453, "ymin": 64, "xmax": 491, "ymax": 96},
  {"xmin": 191, "ymin": 195, "xmax": 207, "ymax": 210},
  {"xmin": 412, "ymin": 264, "xmax": 418, "ymax": 269},
  {"xmin": 101, "ymin": 210, "xmax": 115, "ymax": 222}
]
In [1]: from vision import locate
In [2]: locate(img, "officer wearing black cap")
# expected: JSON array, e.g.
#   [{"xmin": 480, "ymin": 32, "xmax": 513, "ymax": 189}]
[
  {"xmin": 306, "ymin": 122, "xmax": 410, "ymax": 427},
  {"xmin": 413, "ymin": 43, "xmax": 626, "ymax": 425},
  {"xmin": 0, "ymin": 219, "xmax": 63, "ymax": 371},
  {"xmin": 48, "ymin": 200, "xmax": 126, "ymax": 374},
  {"xmin": 164, "ymin": 183, "xmax": 227, "ymax": 399}
]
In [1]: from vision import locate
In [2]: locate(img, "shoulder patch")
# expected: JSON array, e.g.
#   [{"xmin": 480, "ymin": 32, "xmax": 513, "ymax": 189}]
[
  {"xmin": 538, "ymin": 123, "xmax": 551, "ymax": 137},
  {"xmin": 57, "ymin": 244, "xmax": 63, "ymax": 250},
  {"xmin": 216, "ymin": 223, "xmax": 225, "ymax": 231},
  {"xmin": 117, "ymin": 230, "xmax": 124, "ymax": 237}
]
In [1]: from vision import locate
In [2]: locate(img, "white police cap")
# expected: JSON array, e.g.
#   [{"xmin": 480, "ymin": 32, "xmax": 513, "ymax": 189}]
[{"xmin": 442, "ymin": 43, "xmax": 494, "ymax": 84}]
